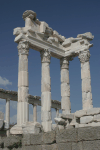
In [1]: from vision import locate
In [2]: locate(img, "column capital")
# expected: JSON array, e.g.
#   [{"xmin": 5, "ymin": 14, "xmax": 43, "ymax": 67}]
[
  {"xmin": 40, "ymin": 49, "xmax": 51, "ymax": 63},
  {"xmin": 6, "ymin": 98, "xmax": 10, "ymax": 101},
  {"xmin": 17, "ymin": 40, "xmax": 29, "ymax": 55},
  {"xmin": 60, "ymin": 57, "xmax": 69, "ymax": 69},
  {"xmin": 78, "ymin": 50, "xmax": 90, "ymax": 63},
  {"xmin": 33, "ymin": 103, "xmax": 37, "ymax": 106}
]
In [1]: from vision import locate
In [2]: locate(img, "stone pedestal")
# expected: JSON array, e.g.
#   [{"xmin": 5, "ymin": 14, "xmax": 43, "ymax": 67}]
[
  {"xmin": 78, "ymin": 50, "xmax": 93, "ymax": 110},
  {"xmin": 60, "ymin": 57, "xmax": 71, "ymax": 114},
  {"xmin": 5, "ymin": 98, "xmax": 10, "ymax": 137},
  {"xmin": 10, "ymin": 40, "xmax": 29, "ymax": 134},
  {"xmin": 40, "ymin": 49, "xmax": 52, "ymax": 132}
]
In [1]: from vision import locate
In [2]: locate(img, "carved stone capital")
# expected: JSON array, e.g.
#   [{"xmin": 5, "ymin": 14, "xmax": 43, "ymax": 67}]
[
  {"xmin": 17, "ymin": 40, "xmax": 29, "ymax": 55},
  {"xmin": 40, "ymin": 49, "xmax": 51, "ymax": 63},
  {"xmin": 6, "ymin": 98, "xmax": 10, "ymax": 102},
  {"xmin": 60, "ymin": 57, "xmax": 69, "ymax": 69},
  {"xmin": 78, "ymin": 50, "xmax": 90, "ymax": 63}
]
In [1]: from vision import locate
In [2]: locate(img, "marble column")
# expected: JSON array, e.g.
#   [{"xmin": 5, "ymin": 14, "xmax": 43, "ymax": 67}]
[
  {"xmin": 55, "ymin": 108, "xmax": 59, "ymax": 118},
  {"xmin": 5, "ymin": 98, "xmax": 10, "ymax": 137},
  {"xmin": 78, "ymin": 50, "xmax": 93, "ymax": 110},
  {"xmin": 40, "ymin": 49, "xmax": 52, "ymax": 132},
  {"xmin": 33, "ymin": 104, "xmax": 37, "ymax": 122},
  {"xmin": 60, "ymin": 57, "xmax": 71, "ymax": 114},
  {"xmin": 17, "ymin": 40, "xmax": 29, "ymax": 126}
]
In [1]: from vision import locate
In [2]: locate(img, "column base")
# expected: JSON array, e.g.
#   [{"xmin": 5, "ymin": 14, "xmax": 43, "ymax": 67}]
[
  {"xmin": 10, "ymin": 124, "xmax": 23, "ymax": 135},
  {"xmin": 22, "ymin": 121, "xmax": 42, "ymax": 134},
  {"xmin": 42, "ymin": 121, "xmax": 52, "ymax": 132}
]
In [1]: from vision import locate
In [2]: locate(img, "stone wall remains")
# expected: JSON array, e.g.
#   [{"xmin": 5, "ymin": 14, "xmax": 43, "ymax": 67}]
[{"xmin": 0, "ymin": 126, "xmax": 100, "ymax": 150}]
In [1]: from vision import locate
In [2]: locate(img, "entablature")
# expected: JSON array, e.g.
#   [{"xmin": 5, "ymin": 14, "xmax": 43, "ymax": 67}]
[{"xmin": 13, "ymin": 10, "xmax": 94, "ymax": 59}]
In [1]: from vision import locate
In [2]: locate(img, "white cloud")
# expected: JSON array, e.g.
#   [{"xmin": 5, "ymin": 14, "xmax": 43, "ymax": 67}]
[{"xmin": 0, "ymin": 76, "xmax": 12, "ymax": 86}]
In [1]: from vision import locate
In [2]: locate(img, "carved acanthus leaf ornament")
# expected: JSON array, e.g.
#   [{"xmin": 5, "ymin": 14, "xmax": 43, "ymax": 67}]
[
  {"xmin": 40, "ymin": 49, "xmax": 51, "ymax": 63},
  {"xmin": 17, "ymin": 40, "xmax": 29, "ymax": 55},
  {"xmin": 60, "ymin": 57, "xmax": 69, "ymax": 69},
  {"xmin": 78, "ymin": 50, "xmax": 90, "ymax": 63}
]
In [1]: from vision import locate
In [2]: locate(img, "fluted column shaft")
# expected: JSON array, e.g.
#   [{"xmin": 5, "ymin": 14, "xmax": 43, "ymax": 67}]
[
  {"xmin": 17, "ymin": 40, "xmax": 29, "ymax": 126},
  {"xmin": 78, "ymin": 50, "xmax": 93, "ymax": 110},
  {"xmin": 5, "ymin": 98, "xmax": 10, "ymax": 137},
  {"xmin": 60, "ymin": 57, "xmax": 71, "ymax": 114},
  {"xmin": 40, "ymin": 49, "xmax": 52, "ymax": 132},
  {"xmin": 33, "ymin": 104, "xmax": 37, "ymax": 122}
]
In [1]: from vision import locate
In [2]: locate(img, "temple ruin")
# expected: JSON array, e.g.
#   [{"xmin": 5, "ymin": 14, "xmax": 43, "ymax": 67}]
[{"xmin": 1, "ymin": 10, "xmax": 100, "ymax": 136}]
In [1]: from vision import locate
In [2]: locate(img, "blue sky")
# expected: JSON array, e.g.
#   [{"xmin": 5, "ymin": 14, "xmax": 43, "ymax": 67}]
[{"xmin": 0, "ymin": 0, "xmax": 100, "ymax": 124}]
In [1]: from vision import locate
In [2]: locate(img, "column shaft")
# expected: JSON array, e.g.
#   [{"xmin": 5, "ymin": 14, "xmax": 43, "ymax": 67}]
[
  {"xmin": 56, "ymin": 109, "xmax": 59, "ymax": 118},
  {"xmin": 60, "ymin": 57, "xmax": 71, "ymax": 114},
  {"xmin": 78, "ymin": 50, "xmax": 93, "ymax": 110},
  {"xmin": 17, "ymin": 40, "xmax": 29, "ymax": 126},
  {"xmin": 33, "ymin": 104, "xmax": 37, "ymax": 122},
  {"xmin": 40, "ymin": 49, "xmax": 52, "ymax": 132},
  {"xmin": 5, "ymin": 98, "xmax": 10, "ymax": 137}
]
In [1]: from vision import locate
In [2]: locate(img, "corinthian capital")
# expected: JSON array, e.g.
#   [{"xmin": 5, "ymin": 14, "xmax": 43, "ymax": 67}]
[
  {"xmin": 40, "ymin": 49, "xmax": 51, "ymax": 63},
  {"xmin": 17, "ymin": 40, "xmax": 29, "ymax": 55},
  {"xmin": 78, "ymin": 50, "xmax": 90, "ymax": 63},
  {"xmin": 60, "ymin": 57, "xmax": 69, "ymax": 69}
]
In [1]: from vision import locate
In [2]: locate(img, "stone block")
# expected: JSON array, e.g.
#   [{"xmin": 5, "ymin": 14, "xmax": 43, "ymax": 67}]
[
  {"xmin": 87, "ymin": 122, "xmax": 100, "ymax": 127},
  {"xmin": 43, "ymin": 131, "xmax": 56, "ymax": 144},
  {"xmin": 42, "ymin": 145, "xmax": 52, "ymax": 150},
  {"xmin": 87, "ymin": 108, "xmax": 100, "ymax": 115},
  {"xmin": 94, "ymin": 114, "xmax": 100, "ymax": 122},
  {"xmin": 4, "ymin": 136, "xmax": 21, "ymax": 148},
  {"xmin": 78, "ymin": 126, "xmax": 100, "ymax": 141},
  {"xmin": 57, "ymin": 143, "xmax": 71, "ymax": 150},
  {"xmin": 58, "ymin": 125, "xmax": 64, "ymax": 130},
  {"xmin": 83, "ymin": 140, "xmax": 100, "ymax": 150},
  {"xmin": 22, "ymin": 122, "xmax": 42, "ymax": 134},
  {"xmin": 22, "ymin": 134, "xmax": 31, "ymax": 146},
  {"xmin": 22, "ymin": 145, "xmax": 41, "ymax": 150},
  {"xmin": 72, "ymin": 142, "xmax": 83, "ymax": 150},
  {"xmin": 80, "ymin": 116, "xmax": 93, "ymax": 124},
  {"xmin": 31, "ymin": 133, "xmax": 43, "ymax": 145},
  {"xmin": 75, "ymin": 110, "xmax": 87, "ymax": 118},
  {"xmin": 60, "ymin": 113, "xmax": 74, "ymax": 119},
  {"xmin": 54, "ymin": 118, "xmax": 66, "ymax": 125},
  {"xmin": 75, "ymin": 124, "xmax": 85, "ymax": 128},
  {"xmin": 52, "ymin": 144, "xmax": 58, "ymax": 150},
  {"xmin": 56, "ymin": 128, "xmax": 78, "ymax": 143}
]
